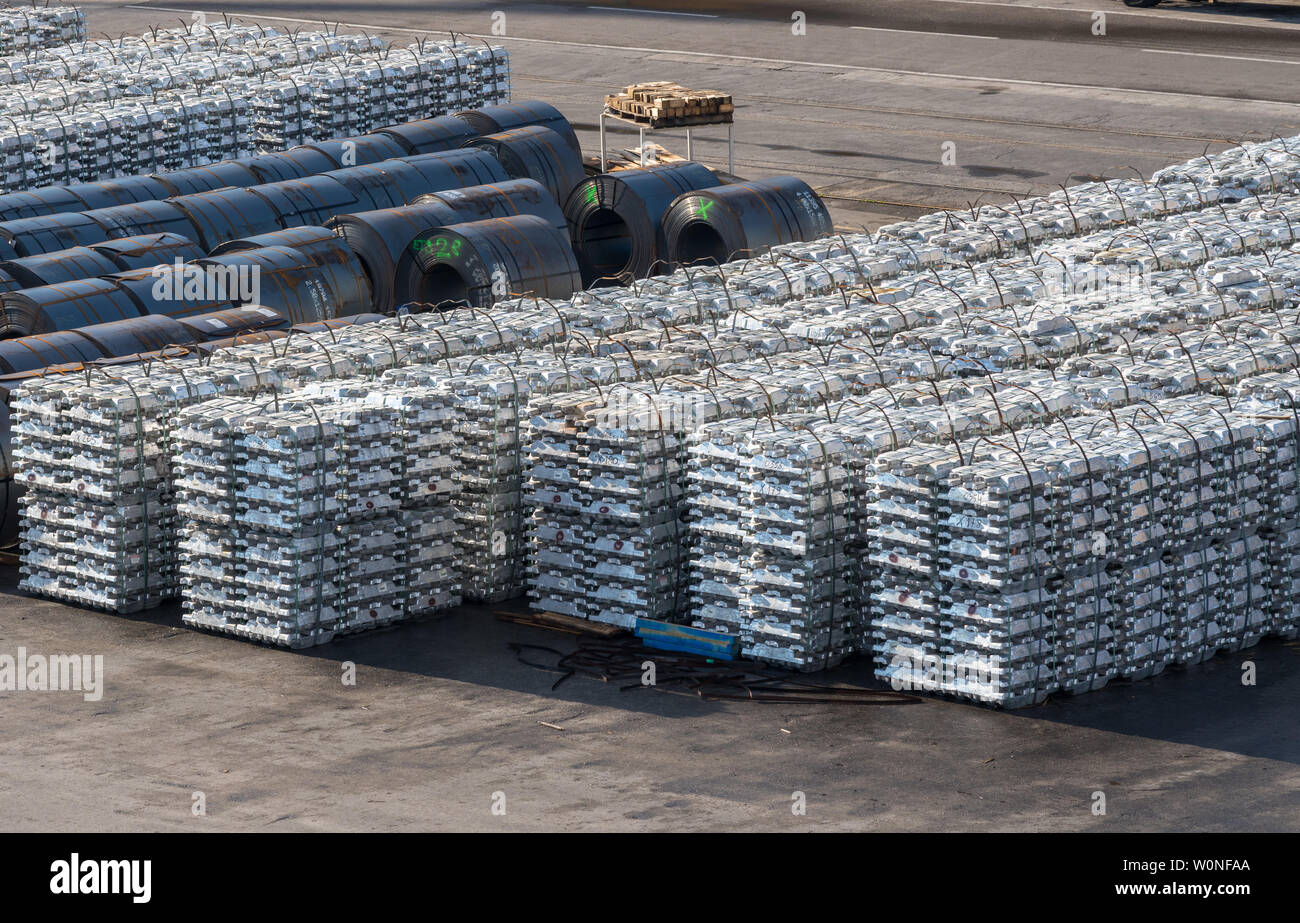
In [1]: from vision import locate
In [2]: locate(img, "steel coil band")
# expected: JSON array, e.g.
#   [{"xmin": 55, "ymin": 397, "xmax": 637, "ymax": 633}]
[
  {"xmin": 107, "ymin": 265, "xmax": 239, "ymax": 321},
  {"xmin": 197, "ymin": 246, "xmax": 337, "ymax": 325},
  {"xmin": 0, "ymin": 246, "xmax": 122, "ymax": 288},
  {"xmin": 85, "ymin": 199, "xmax": 202, "ymax": 244},
  {"xmin": 454, "ymin": 101, "xmax": 580, "ymax": 154},
  {"xmin": 393, "ymin": 214, "xmax": 581, "ymax": 310},
  {"xmin": 305, "ymin": 133, "xmax": 412, "ymax": 168},
  {"xmin": 378, "ymin": 115, "xmax": 479, "ymax": 155},
  {"xmin": 170, "ymin": 187, "xmax": 287, "ymax": 252},
  {"xmin": 151, "ymin": 162, "xmax": 262, "ymax": 197},
  {"xmin": 662, "ymin": 176, "xmax": 833, "ymax": 266},
  {"xmin": 0, "ymin": 278, "xmax": 144, "ymax": 337},
  {"xmin": 208, "ymin": 227, "xmax": 372, "ymax": 318},
  {"xmin": 0, "ymin": 329, "xmax": 107, "ymax": 374},
  {"xmin": 0, "ymin": 212, "xmax": 113, "ymax": 257},
  {"xmin": 90, "ymin": 233, "xmax": 204, "ymax": 271},
  {"xmin": 564, "ymin": 161, "xmax": 722, "ymax": 285},
  {"xmin": 248, "ymin": 174, "xmax": 360, "ymax": 230},
  {"xmin": 409, "ymin": 178, "xmax": 568, "ymax": 235},
  {"xmin": 463, "ymin": 125, "xmax": 586, "ymax": 207},
  {"xmin": 175, "ymin": 305, "xmax": 290, "ymax": 341}
]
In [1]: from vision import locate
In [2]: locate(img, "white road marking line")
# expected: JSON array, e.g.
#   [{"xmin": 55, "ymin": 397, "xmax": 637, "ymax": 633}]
[
  {"xmin": 850, "ymin": 26, "xmax": 998, "ymax": 41},
  {"xmin": 931, "ymin": 0, "xmax": 1300, "ymax": 29},
  {"xmin": 588, "ymin": 5, "xmax": 719, "ymax": 17},
  {"xmin": 122, "ymin": 5, "xmax": 1300, "ymax": 106},
  {"xmin": 1144, "ymin": 48, "xmax": 1300, "ymax": 66}
]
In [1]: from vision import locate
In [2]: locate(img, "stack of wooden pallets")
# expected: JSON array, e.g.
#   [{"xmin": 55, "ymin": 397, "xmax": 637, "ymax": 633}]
[{"xmin": 604, "ymin": 82, "xmax": 734, "ymax": 127}]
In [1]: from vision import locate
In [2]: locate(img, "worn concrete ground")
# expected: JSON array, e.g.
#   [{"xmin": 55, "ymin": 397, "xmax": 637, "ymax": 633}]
[{"xmin": 3, "ymin": 1, "xmax": 1300, "ymax": 831}]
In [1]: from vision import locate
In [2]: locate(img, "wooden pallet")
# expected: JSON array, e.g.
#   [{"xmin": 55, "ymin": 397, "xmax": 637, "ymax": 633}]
[{"xmin": 604, "ymin": 81, "xmax": 733, "ymax": 129}]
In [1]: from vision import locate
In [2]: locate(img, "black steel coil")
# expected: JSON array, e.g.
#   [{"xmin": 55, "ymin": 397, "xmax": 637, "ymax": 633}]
[
  {"xmin": 0, "ymin": 176, "xmax": 172, "ymax": 222},
  {"xmin": 391, "ymin": 150, "xmax": 509, "ymax": 196},
  {"xmin": 240, "ymin": 151, "xmax": 315, "ymax": 184},
  {"xmin": 72, "ymin": 313, "xmax": 196, "ymax": 358},
  {"xmin": 107, "ymin": 265, "xmax": 239, "ymax": 321},
  {"xmin": 305, "ymin": 133, "xmax": 411, "ymax": 168},
  {"xmin": 0, "ymin": 278, "xmax": 144, "ymax": 337},
  {"xmin": 0, "ymin": 186, "xmax": 88, "ymax": 222},
  {"xmin": 169, "ymin": 187, "xmax": 286, "ymax": 251},
  {"xmin": 175, "ymin": 305, "xmax": 290, "ymax": 341},
  {"xmin": 409, "ymin": 178, "xmax": 568, "ymax": 235},
  {"xmin": 265, "ymin": 146, "xmax": 341, "ymax": 179},
  {"xmin": 662, "ymin": 176, "xmax": 833, "ymax": 267},
  {"xmin": 0, "ymin": 212, "xmax": 114, "ymax": 257},
  {"xmin": 63, "ymin": 176, "xmax": 178, "ymax": 212},
  {"xmin": 90, "ymin": 233, "xmax": 204, "ymax": 271},
  {"xmin": 322, "ymin": 164, "xmax": 408, "ymax": 214},
  {"xmin": 0, "ymin": 246, "xmax": 122, "ymax": 288},
  {"xmin": 207, "ymin": 227, "xmax": 372, "ymax": 317},
  {"xmin": 454, "ymin": 101, "xmax": 581, "ymax": 154},
  {"xmin": 191, "ymin": 329, "xmax": 285, "ymax": 354},
  {"xmin": 151, "ymin": 161, "xmax": 262, "ymax": 197},
  {"xmin": 463, "ymin": 125, "xmax": 585, "ymax": 208},
  {"xmin": 0, "ymin": 267, "xmax": 20, "ymax": 294},
  {"xmin": 563, "ymin": 161, "xmax": 722, "ymax": 285},
  {"xmin": 85, "ymin": 199, "xmax": 202, "ymax": 244},
  {"xmin": 378, "ymin": 115, "xmax": 478, "ymax": 155},
  {"xmin": 197, "ymin": 246, "xmax": 337, "ymax": 325},
  {"xmin": 0, "ymin": 328, "xmax": 108, "ymax": 374},
  {"xmin": 248, "ymin": 174, "xmax": 360, "ymax": 229},
  {"xmin": 393, "ymin": 214, "xmax": 581, "ymax": 310}
]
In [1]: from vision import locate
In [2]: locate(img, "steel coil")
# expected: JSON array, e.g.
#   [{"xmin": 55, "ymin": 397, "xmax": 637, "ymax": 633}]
[
  {"xmin": 151, "ymin": 161, "xmax": 262, "ymax": 197},
  {"xmin": 71, "ymin": 313, "xmax": 196, "ymax": 358},
  {"xmin": 0, "ymin": 267, "xmax": 20, "ymax": 294},
  {"xmin": 248, "ymin": 174, "xmax": 360, "ymax": 229},
  {"xmin": 192, "ymin": 329, "xmax": 285, "ymax": 355},
  {"xmin": 564, "ymin": 162, "xmax": 722, "ymax": 285},
  {"xmin": 169, "ymin": 187, "xmax": 287, "ymax": 251},
  {"xmin": 409, "ymin": 178, "xmax": 568, "ymax": 234},
  {"xmin": 463, "ymin": 125, "xmax": 585, "ymax": 207},
  {"xmin": 107, "ymin": 265, "xmax": 239, "ymax": 321},
  {"xmin": 323, "ymin": 164, "xmax": 409, "ymax": 214},
  {"xmin": 207, "ymin": 227, "xmax": 372, "ymax": 318},
  {"xmin": 63, "ymin": 176, "xmax": 177, "ymax": 212},
  {"xmin": 454, "ymin": 101, "xmax": 581, "ymax": 154},
  {"xmin": 391, "ymin": 150, "xmax": 509, "ymax": 196},
  {"xmin": 378, "ymin": 115, "xmax": 478, "ymax": 155},
  {"xmin": 197, "ymin": 246, "xmax": 337, "ymax": 325},
  {"xmin": 175, "ymin": 305, "xmax": 290, "ymax": 342},
  {"xmin": 90, "ymin": 233, "xmax": 204, "ymax": 271},
  {"xmin": 0, "ymin": 246, "xmax": 122, "ymax": 288},
  {"xmin": 0, "ymin": 212, "xmax": 114, "ymax": 257},
  {"xmin": 86, "ymin": 199, "xmax": 202, "ymax": 243},
  {"xmin": 0, "ymin": 329, "xmax": 107, "ymax": 374},
  {"xmin": 0, "ymin": 278, "xmax": 144, "ymax": 337},
  {"xmin": 0, "ymin": 186, "xmax": 88, "ymax": 222},
  {"xmin": 293, "ymin": 313, "xmax": 386, "ymax": 333},
  {"xmin": 393, "ymin": 214, "xmax": 581, "ymax": 310},
  {"xmin": 305, "ymin": 133, "xmax": 411, "ymax": 168},
  {"xmin": 662, "ymin": 176, "xmax": 833, "ymax": 266},
  {"xmin": 240, "ymin": 151, "xmax": 315, "ymax": 184},
  {"xmin": 266, "ymin": 146, "xmax": 341, "ymax": 178}
]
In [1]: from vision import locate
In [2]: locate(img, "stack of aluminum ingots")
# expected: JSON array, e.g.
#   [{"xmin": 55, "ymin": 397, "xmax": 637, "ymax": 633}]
[
  {"xmin": 0, "ymin": 6, "xmax": 86, "ymax": 55},
  {"xmin": 12, "ymin": 368, "xmax": 255, "ymax": 612}
]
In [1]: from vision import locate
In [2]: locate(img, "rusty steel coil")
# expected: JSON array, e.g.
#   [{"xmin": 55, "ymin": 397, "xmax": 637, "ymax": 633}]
[
  {"xmin": 661, "ymin": 176, "xmax": 833, "ymax": 267},
  {"xmin": 393, "ymin": 214, "xmax": 581, "ymax": 310},
  {"xmin": 454, "ymin": 101, "xmax": 580, "ymax": 154},
  {"xmin": 207, "ymin": 227, "xmax": 373, "ymax": 317},
  {"xmin": 0, "ymin": 278, "xmax": 144, "ymax": 337},
  {"xmin": 463, "ymin": 125, "xmax": 585, "ymax": 207},
  {"xmin": 564, "ymin": 162, "xmax": 722, "ymax": 285},
  {"xmin": 378, "ymin": 114, "xmax": 478, "ymax": 155},
  {"xmin": 90, "ymin": 233, "xmax": 204, "ymax": 271},
  {"xmin": 0, "ymin": 246, "xmax": 122, "ymax": 288}
]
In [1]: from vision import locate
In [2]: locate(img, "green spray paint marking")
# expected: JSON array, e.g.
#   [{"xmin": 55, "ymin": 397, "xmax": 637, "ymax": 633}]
[
  {"xmin": 585, "ymin": 185, "xmax": 598, "ymax": 204},
  {"xmin": 696, "ymin": 199, "xmax": 713, "ymax": 220}
]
